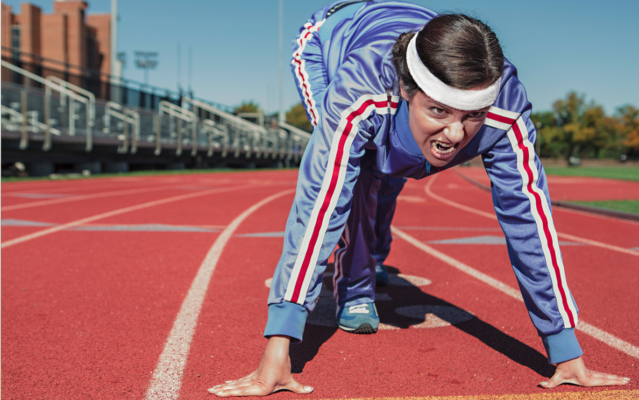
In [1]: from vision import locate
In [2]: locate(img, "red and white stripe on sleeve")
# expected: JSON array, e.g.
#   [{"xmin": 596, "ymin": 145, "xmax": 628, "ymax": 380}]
[
  {"xmin": 284, "ymin": 94, "xmax": 399, "ymax": 304},
  {"xmin": 487, "ymin": 106, "xmax": 578, "ymax": 329},
  {"xmin": 291, "ymin": 20, "xmax": 325, "ymax": 127},
  {"xmin": 484, "ymin": 106, "xmax": 521, "ymax": 130},
  {"xmin": 506, "ymin": 117, "xmax": 578, "ymax": 328}
]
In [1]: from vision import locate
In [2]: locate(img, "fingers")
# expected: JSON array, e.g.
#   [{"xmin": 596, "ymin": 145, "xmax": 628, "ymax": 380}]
[
  {"xmin": 276, "ymin": 377, "xmax": 313, "ymax": 395},
  {"xmin": 585, "ymin": 371, "xmax": 630, "ymax": 387},
  {"xmin": 211, "ymin": 384, "xmax": 270, "ymax": 397},
  {"xmin": 209, "ymin": 377, "xmax": 313, "ymax": 397},
  {"xmin": 540, "ymin": 369, "xmax": 631, "ymax": 389},
  {"xmin": 210, "ymin": 380, "xmax": 255, "ymax": 393},
  {"xmin": 590, "ymin": 370, "xmax": 631, "ymax": 382},
  {"xmin": 209, "ymin": 371, "xmax": 260, "ymax": 393}
]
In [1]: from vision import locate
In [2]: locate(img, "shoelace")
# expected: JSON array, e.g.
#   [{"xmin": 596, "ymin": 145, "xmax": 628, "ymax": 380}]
[{"xmin": 348, "ymin": 304, "xmax": 370, "ymax": 314}]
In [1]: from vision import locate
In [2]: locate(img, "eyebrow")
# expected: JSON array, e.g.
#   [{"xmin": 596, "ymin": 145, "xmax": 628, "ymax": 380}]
[{"xmin": 432, "ymin": 100, "xmax": 453, "ymax": 111}]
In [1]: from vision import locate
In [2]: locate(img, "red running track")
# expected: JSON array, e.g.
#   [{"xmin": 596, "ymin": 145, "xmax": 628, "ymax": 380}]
[
  {"xmin": 1, "ymin": 169, "xmax": 637, "ymax": 399},
  {"xmin": 455, "ymin": 167, "xmax": 639, "ymax": 202}
]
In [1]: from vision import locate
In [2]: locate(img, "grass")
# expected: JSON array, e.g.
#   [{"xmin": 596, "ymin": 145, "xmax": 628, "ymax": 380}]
[
  {"xmin": 543, "ymin": 166, "xmax": 639, "ymax": 182},
  {"xmin": 571, "ymin": 199, "xmax": 639, "ymax": 215},
  {"xmin": 1, "ymin": 167, "xmax": 298, "ymax": 184}
]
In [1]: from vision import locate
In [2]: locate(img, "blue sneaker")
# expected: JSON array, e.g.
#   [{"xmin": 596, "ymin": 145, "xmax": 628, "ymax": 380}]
[
  {"xmin": 375, "ymin": 263, "xmax": 389, "ymax": 286},
  {"xmin": 337, "ymin": 303, "xmax": 379, "ymax": 334}
]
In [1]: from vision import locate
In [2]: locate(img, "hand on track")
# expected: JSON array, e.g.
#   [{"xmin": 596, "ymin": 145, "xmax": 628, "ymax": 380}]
[
  {"xmin": 208, "ymin": 336, "xmax": 313, "ymax": 397},
  {"xmin": 540, "ymin": 356, "xmax": 630, "ymax": 388}
]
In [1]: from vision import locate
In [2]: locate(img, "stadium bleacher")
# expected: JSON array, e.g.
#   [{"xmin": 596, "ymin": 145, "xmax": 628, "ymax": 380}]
[{"xmin": 1, "ymin": 60, "xmax": 310, "ymax": 176}]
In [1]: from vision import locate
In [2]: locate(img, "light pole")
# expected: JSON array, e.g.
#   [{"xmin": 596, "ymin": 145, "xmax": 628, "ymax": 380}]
[
  {"xmin": 134, "ymin": 51, "xmax": 158, "ymax": 87},
  {"xmin": 278, "ymin": 0, "xmax": 284, "ymax": 123},
  {"xmin": 110, "ymin": 0, "xmax": 122, "ymax": 102}
]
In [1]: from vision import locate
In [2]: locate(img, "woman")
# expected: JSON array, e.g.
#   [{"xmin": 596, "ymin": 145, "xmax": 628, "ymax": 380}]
[{"xmin": 210, "ymin": 1, "xmax": 630, "ymax": 396}]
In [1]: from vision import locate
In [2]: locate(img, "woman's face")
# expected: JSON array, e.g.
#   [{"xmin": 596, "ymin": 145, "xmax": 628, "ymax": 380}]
[{"xmin": 402, "ymin": 89, "xmax": 490, "ymax": 168}]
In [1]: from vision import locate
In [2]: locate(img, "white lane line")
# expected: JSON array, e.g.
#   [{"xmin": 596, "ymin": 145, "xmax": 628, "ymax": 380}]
[
  {"xmin": 455, "ymin": 169, "xmax": 639, "ymax": 227},
  {"xmin": 392, "ymin": 227, "xmax": 523, "ymax": 300},
  {"xmin": 1, "ymin": 180, "xmax": 153, "ymax": 195},
  {"xmin": 392, "ymin": 226, "xmax": 639, "ymax": 360},
  {"xmin": 1, "ymin": 184, "xmax": 186, "ymax": 212},
  {"xmin": 554, "ymin": 232, "xmax": 639, "ymax": 256},
  {"xmin": 425, "ymin": 175, "xmax": 639, "ymax": 257},
  {"xmin": 578, "ymin": 322, "xmax": 639, "ymax": 359},
  {"xmin": 145, "ymin": 188, "xmax": 295, "ymax": 400},
  {"xmin": 1, "ymin": 184, "xmax": 262, "ymax": 249}
]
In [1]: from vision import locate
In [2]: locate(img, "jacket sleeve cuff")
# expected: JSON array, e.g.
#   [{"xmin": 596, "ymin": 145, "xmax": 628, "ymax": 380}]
[
  {"xmin": 264, "ymin": 302, "xmax": 308, "ymax": 343},
  {"xmin": 540, "ymin": 328, "xmax": 583, "ymax": 364}
]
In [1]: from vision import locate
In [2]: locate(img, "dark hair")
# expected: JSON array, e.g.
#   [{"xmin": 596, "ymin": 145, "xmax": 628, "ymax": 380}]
[{"xmin": 392, "ymin": 14, "xmax": 504, "ymax": 99}]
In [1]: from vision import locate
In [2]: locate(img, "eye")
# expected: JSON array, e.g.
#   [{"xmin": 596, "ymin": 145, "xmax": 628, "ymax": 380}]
[
  {"xmin": 431, "ymin": 107, "xmax": 446, "ymax": 115},
  {"xmin": 467, "ymin": 111, "xmax": 486, "ymax": 119}
]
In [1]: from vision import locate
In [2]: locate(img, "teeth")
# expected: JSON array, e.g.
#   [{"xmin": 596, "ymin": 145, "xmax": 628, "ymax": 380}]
[{"xmin": 432, "ymin": 140, "xmax": 456, "ymax": 155}]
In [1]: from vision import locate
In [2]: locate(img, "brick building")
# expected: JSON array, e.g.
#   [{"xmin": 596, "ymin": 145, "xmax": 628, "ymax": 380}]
[{"xmin": 1, "ymin": 0, "xmax": 111, "ymax": 79}]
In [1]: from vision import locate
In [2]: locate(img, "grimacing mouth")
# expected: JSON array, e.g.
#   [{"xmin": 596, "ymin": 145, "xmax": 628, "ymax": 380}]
[{"xmin": 431, "ymin": 139, "xmax": 458, "ymax": 155}]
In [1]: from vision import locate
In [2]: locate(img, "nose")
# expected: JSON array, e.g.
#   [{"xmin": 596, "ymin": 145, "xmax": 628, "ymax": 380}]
[{"xmin": 443, "ymin": 122, "xmax": 464, "ymax": 144}]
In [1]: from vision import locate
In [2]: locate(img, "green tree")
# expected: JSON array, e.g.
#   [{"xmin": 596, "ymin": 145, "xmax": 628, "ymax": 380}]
[
  {"xmin": 552, "ymin": 92, "xmax": 588, "ymax": 158},
  {"xmin": 234, "ymin": 101, "xmax": 261, "ymax": 114},
  {"xmin": 577, "ymin": 105, "xmax": 616, "ymax": 158},
  {"xmin": 531, "ymin": 110, "xmax": 565, "ymax": 158},
  {"xmin": 616, "ymin": 105, "xmax": 639, "ymax": 157},
  {"xmin": 286, "ymin": 102, "xmax": 312, "ymax": 133},
  {"xmin": 540, "ymin": 91, "xmax": 619, "ymax": 159}
]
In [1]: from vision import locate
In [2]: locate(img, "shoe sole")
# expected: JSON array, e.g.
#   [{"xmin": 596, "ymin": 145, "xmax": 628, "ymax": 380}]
[{"xmin": 338, "ymin": 322, "xmax": 378, "ymax": 334}]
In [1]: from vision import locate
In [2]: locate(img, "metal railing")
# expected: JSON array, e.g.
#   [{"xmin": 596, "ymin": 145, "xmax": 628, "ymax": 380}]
[
  {"xmin": 158, "ymin": 100, "xmax": 196, "ymax": 156},
  {"xmin": 46, "ymin": 75, "xmax": 96, "ymax": 129},
  {"xmin": 2, "ymin": 61, "xmax": 311, "ymax": 164},
  {"xmin": 1, "ymin": 104, "xmax": 62, "ymax": 138},
  {"xmin": 279, "ymin": 121, "xmax": 311, "ymax": 162},
  {"xmin": 2, "ymin": 60, "xmax": 94, "ymax": 151},
  {"xmin": 103, "ymin": 102, "xmax": 140, "ymax": 154}
]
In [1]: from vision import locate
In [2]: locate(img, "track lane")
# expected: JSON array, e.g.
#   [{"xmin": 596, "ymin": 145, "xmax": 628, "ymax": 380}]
[
  {"xmin": 1, "ymin": 175, "xmax": 187, "ymax": 195},
  {"xmin": 388, "ymin": 211, "xmax": 639, "ymax": 342},
  {"xmin": 1, "ymin": 180, "xmax": 296, "ymax": 399},
  {"xmin": 3, "ymin": 170, "xmax": 636, "ymax": 399},
  {"xmin": 179, "ymin": 176, "xmax": 636, "ymax": 398},
  {"xmin": 424, "ymin": 173, "xmax": 639, "ymax": 256},
  {"xmin": 452, "ymin": 168, "xmax": 639, "ymax": 242},
  {"xmin": 455, "ymin": 167, "xmax": 639, "ymax": 202},
  {"xmin": 401, "ymin": 174, "xmax": 639, "ymax": 359},
  {"xmin": 145, "ymin": 188, "xmax": 295, "ymax": 399},
  {"xmin": 1, "ymin": 183, "xmax": 192, "ymax": 212},
  {"xmin": 180, "ymin": 193, "xmax": 297, "ymax": 399},
  {"xmin": 1, "ymin": 230, "xmax": 221, "ymax": 399},
  {"xmin": 392, "ymin": 227, "xmax": 639, "ymax": 359},
  {"xmin": 1, "ymin": 184, "xmax": 269, "ymax": 248}
]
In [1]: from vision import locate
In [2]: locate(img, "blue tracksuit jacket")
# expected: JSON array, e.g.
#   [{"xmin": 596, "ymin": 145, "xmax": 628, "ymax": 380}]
[{"xmin": 264, "ymin": 0, "xmax": 582, "ymax": 364}]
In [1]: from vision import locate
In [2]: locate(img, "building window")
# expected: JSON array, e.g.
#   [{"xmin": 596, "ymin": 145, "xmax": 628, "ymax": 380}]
[
  {"xmin": 11, "ymin": 25, "xmax": 20, "ymax": 49},
  {"xmin": 11, "ymin": 25, "xmax": 20, "ymax": 61}
]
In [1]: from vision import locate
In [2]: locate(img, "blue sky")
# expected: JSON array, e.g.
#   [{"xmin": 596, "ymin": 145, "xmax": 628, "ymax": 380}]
[{"xmin": 5, "ymin": 0, "xmax": 639, "ymax": 114}]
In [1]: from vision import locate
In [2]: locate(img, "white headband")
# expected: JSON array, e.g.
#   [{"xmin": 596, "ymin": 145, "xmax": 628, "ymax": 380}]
[{"xmin": 406, "ymin": 33, "xmax": 501, "ymax": 111}]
